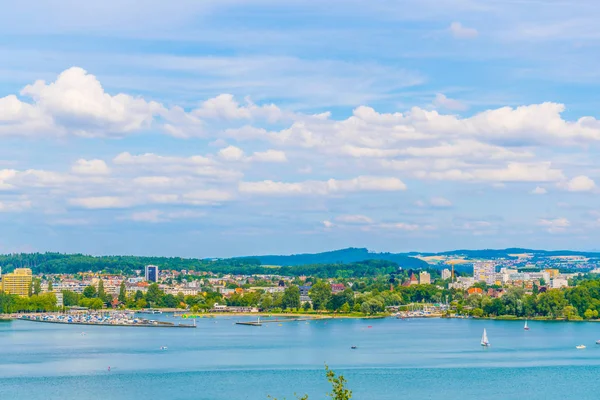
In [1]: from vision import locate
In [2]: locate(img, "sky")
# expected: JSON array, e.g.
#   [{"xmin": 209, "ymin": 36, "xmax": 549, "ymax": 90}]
[{"xmin": 1, "ymin": 0, "xmax": 600, "ymax": 257}]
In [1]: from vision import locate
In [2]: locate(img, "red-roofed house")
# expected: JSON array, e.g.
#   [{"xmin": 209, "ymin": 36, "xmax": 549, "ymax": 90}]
[{"xmin": 331, "ymin": 284, "xmax": 345, "ymax": 294}]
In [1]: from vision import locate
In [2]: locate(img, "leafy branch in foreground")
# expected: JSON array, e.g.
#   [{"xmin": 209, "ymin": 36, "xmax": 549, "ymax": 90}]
[{"xmin": 269, "ymin": 365, "xmax": 352, "ymax": 400}]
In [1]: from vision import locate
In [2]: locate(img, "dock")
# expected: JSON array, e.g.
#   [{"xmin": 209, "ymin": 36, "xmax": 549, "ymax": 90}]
[{"xmin": 235, "ymin": 316, "xmax": 329, "ymax": 326}]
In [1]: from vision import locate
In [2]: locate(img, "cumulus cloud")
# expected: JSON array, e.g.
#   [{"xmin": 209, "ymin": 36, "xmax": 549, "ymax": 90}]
[
  {"xmin": 1, "ymin": 67, "xmax": 163, "ymax": 138},
  {"xmin": 69, "ymin": 196, "xmax": 134, "ymax": 209},
  {"xmin": 449, "ymin": 22, "xmax": 479, "ymax": 39},
  {"xmin": 218, "ymin": 145, "xmax": 245, "ymax": 161},
  {"xmin": 432, "ymin": 93, "xmax": 468, "ymax": 111},
  {"xmin": 539, "ymin": 217, "xmax": 570, "ymax": 233},
  {"xmin": 531, "ymin": 186, "xmax": 547, "ymax": 195},
  {"xmin": 564, "ymin": 175, "xmax": 596, "ymax": 192},
  {"xmin": 248, "ymin": 149, "xmax": 287, "ymax": 163},
  {"xmin": 239, "ymin": 176, "xmax": 406, "ymax": 196},
  {"xmin": 0, "ymin": 198, "xmax": 32, "ymax": 212},
  {"xmin": 129, "ymin": 209, "xmax": 206, "ymax": 223},
  {"xmin": 335, "ymin": 214, "xmax": 374, "ymax": 224},
  {"xmin": 71, "ymin": 159, "xmax": 110, "ymax": 175},
  {"xmin": 429, "ymin": 197, "xmax": 453, "ymax": 208}
]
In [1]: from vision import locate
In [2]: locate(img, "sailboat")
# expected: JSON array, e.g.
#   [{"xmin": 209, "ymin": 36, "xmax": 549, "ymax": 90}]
[
  {"xmin": 524, "ymin": 321, "xmax": 530, "ymax": 331},
  {"xmin": 481, "ymin": 328, "xmax": 490, "ymax": 347}
]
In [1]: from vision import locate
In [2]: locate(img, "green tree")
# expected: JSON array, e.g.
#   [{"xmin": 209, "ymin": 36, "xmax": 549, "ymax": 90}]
[
  {"xmin": 97, "ymin": 279, "xmax": 107, "ymax": 303},
  {"xmin": 62, "ymin": 290, "xmax": 79, "ymax": 307},
  {"xmin": 83, "ymin": 285, "xmax": 97, "ymax": 299},
  {"xmin": 340, "ymin": 302, "xmax": 351, "ymax": 313},
  {"xmin": 47, "ymin": 281, "xmax": 53, "ymax": 292},
  {"xmin": 309, "ymin": 281, "xmax": 332, "ymax": 311},
  {"xmin": 269, "ymin": 365, "xmax": 351, "ymax": 400},
  {"xmin": 118, "ymin": 281, "xmax": 127, "ymax": 303},
  {"xmin": 145, "ymin": 283, "xmax": 164, "ymax": 306},
  {"xmin": 282, "ymin": 286, "xmax": 301, "ymax": 310},
  {"xmin": 471, "ymin": 307, "xmax": 484, "ymax": 317},
  {"xmin": 33, "ymin": 279, "xmax": 42, "ymax": 295}
]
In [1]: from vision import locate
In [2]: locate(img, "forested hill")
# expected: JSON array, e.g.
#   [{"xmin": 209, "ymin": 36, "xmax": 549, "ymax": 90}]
[
  {"xmin": 249, "ymin": 248, "xmax": 428, "ymax": 268},
  {"xmin": 0, "ymin": 249, "xmax": 427, "ymax": 277}
]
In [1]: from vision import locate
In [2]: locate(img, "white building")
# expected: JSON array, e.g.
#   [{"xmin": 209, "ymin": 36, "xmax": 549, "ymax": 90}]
[
  {"xmin": 551, "ymin": 278, "xmax": 569, "ymax": 289},
  {"xmin": 449, "ymin": 277, "xmax": 475, "ymax": 290},
  {"xmin": 441, "ymin": 269, "xmax": 451, "ymax": 280},
  {"xmin": 473, "ymin": 262, "xmax": 496, "ymax": 285}
]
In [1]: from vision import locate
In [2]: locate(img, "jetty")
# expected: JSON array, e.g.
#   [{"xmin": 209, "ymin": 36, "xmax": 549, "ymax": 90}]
[{"xmin": 235, "ymin": 316, "xmax": 328, "ymax": 326}]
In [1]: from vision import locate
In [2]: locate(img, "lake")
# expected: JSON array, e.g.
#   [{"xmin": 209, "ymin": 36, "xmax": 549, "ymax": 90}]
[{"xmin": 0, "ymin": 316, "xmax": 599, "ymax": 399}]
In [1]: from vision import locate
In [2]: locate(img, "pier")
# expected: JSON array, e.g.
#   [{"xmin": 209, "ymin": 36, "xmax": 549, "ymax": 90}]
[{"xmin": 235, "ymin": 316, "xmax": 329, "ymax": 326}]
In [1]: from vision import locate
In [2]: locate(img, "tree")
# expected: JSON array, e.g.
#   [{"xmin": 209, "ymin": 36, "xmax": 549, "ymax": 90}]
[
  {"xmin": 309, "ymin": 281, "xmax": 332, "ymax": 311},
  {"xmin": 269, "ymin": 365, "xmax": 351, "ymax": 400},
  {"xmin": 340, "ymin": 302, "xmax": 351, "ymax": 313},
  {"xmin": 303, "ymin": 302, "xmax": 311, "ymax": 311},
  {"xmin": 62, "ymin": 290, "xmax": 79, "ymax": 307},
  {"xmin": 325, "ymin": 365, "xmax": 352, "ymax": 400},
  {"xmin": 97, "ymin": 279, "xmax": 107, "ymax": 303},
  {"xmin": 47, "ymin": 281, "xmax": 53, "ymax": 292},
  {"xmin": 146, "ymin": 283, "xmax": 164, "ymax": 306},
  {"xmin": 83, "ymin": 285, "xmax": 97, "ymax": 299},
  {"xmin": 118, "ymin": 281, "xmax": 127, "ymax": 302},
  {"xmin": 134, "ymin": 290, "xmax": 144, "ymax": 301},
  {"xmin": 33, "ymin": 279, "xmax": 42, "ymax": 295},
  {"xmin": 282, "ymin": 286, "xmax": 301, "ymax": 310}
]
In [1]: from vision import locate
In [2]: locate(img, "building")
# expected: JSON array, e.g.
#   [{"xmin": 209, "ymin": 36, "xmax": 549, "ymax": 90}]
[
  {"xmin": 145, "ymin": 265, "xmax": 159, "ymax": 283},
  {"xmin": 331, "ymin": 284, "xmax": 345, "ymax": 294},
  {"xmin": 473, "ymin": 262, "xmax": 496, "ymax": 285},
  {"xmin": 409, "ymin": 273, "xmax": 419, "ymax": 286},
  {"xmin": 441, "ymin": 269, "xmax": 451, "ymax": 280},
  {"xmin": 419, "ymin": 271, "xmax": 431, "ymax": 285},
  {"xmin": 1, "ymin": 268, "xmax": 33, "ymax": 296},
  {"xmin": 551, "ymin": 278, "xmax": 569, "ymax": 289},
  {"xmin": 299, "ymin": 285, "xmax": 312, "ymax": 296}
]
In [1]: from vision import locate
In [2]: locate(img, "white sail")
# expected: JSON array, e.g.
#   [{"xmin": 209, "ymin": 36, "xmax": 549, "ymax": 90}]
[
  {"xmin": 524, "ymin": 321, "xmax": 528, "ymax": 329},
  {"xmin": 481, "ymin": 328, "xmax": 489, "ymax": 346}
]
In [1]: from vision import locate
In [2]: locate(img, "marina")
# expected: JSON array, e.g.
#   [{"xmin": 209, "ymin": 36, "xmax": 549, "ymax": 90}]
[{"xmin": 17, "ymin": 312, "xmax": 196, "ymax": 328}]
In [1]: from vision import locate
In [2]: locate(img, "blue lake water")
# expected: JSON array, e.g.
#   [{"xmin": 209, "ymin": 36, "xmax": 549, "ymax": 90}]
[{"xmin": 1, "ymin": 316, "xmax": 599, "ymax": 399}]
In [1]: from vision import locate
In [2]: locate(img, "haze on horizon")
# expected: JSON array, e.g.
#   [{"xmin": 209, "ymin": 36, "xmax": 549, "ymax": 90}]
[{"xmin": 1, "ymin": 0, "xmax": 600, "ymax": 258}]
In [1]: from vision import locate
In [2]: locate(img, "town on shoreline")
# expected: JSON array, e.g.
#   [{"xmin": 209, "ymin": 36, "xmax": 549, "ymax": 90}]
[{"xmin": 1, "ymin": 250, "xmax": 600, "ymax": 323}]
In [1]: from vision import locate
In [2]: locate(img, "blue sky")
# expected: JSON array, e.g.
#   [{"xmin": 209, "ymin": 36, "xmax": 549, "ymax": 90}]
[{"xmin": 1, "ymin": 0, "xmax": 600, "ymax": 257}]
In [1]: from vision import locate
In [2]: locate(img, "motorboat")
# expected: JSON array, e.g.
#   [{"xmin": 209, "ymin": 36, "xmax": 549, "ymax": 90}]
[{"xmin": 576, "ymin": 345, "xmax": 586, "ymax": 349}]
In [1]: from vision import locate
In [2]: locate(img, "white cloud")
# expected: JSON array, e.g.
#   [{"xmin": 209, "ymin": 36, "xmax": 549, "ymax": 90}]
[
  {"xmin": 71, "ymin": 159, "xmax": 110, "ymax": 175},
  {"xmin": 1, "ymin": 67, "xmax": 163, "ymax": 138},
  {"xmin": 564, "ymin": 175, "xmax": 596, "ymax": 192},
  {"xmin": 192, "ymin": 94, "xmax": 285, "ymax": 122},
  {"xmin": 69, "ymin": 196, "xmax": 134, "ymax": 209},
  {"xmin": 239, "ymin": 176, "xmax": 406, "ymax": 196},
  {"xmin": 129, "ymin": 209, "xmax": 206, "ymax": 223},
  {"xmin": 539, "ymin": 217, "xmax": 570, "ymax": 233},
  {"xmin": 181, "ymin": 189, "xmax": 233, "ymax": 205},
  {"xmin": 248, "ymin": 149, "xmax": 287, "ymax": 163},
  {"xmin": 449, "ymin": 22, "xmax": 479, "ymax": 39},
  {"xmin": 429, "ymin": 197, "xmax": 453, "ymax": 208},
  {"xmin": 335, "ymin": 214, "xmax": 374, "ymax": 224},
  {"xmin": 531, "ymin": 186, "xmax": 547, "ymax": 195},
  {"xmin": 0, "ymin": 198, "xmax": 32, "ymax": 212},
  {"xmin": 322, "ymin": 220, "xmax": 333, "ymax": 229},
  {"xmin": 432, "ymin": 93, "xmax": 468, "ymax": 111},
  {"xmin": 218, "ymin": 145, "xmax": 245, "ymax": 161},
  {"xmin": 377, "ymin": 222, "xmax": 420, "ymax": 231}
]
